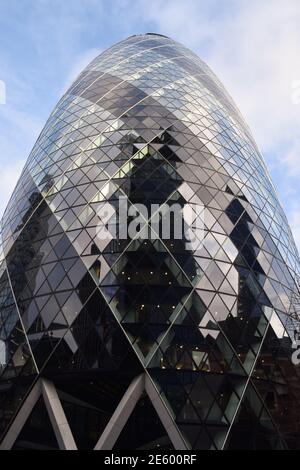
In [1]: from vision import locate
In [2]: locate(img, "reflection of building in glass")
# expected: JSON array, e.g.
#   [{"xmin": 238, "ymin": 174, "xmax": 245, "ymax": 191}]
[{"xmin": 0, "ymin": 33, "xmax": 300, "ymax": 450}]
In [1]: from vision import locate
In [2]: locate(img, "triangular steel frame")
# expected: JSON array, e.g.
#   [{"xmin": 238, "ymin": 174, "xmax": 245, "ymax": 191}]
[
  {"xmin": 0, "ymin": 378, "xmax": 76, "ymax": 450},
  {"xmin": 0, "ymin": 374, "xmax": 188, "ymax": 450}
]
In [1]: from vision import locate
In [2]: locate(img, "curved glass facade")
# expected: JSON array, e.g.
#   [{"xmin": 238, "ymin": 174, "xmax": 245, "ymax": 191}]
[{"xmin": 0, "ymin": 33, "xmax": 300, "ymax": 450}]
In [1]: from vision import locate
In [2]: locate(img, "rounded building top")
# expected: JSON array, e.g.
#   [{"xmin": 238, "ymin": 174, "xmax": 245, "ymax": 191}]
[{"xmin": 129, "ymin": 32, "xmax": 170, "ymax": 39}]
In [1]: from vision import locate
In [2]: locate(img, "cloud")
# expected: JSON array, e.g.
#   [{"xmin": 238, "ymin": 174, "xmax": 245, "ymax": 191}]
[
  {"xmin": 60, "ymin": 47, "xmax": 102, "ymax": 95},
  {"xmin": 138, "ymin": 0, "xmax": 300, "ymax": 150},
  {"xmin": 281, "ymin": 139, "xmax": 300, "ymax": 177},
  {"xmin": 288, "ymin": 208, "xmax": 300, "ymax": 252},
  {"xmin": 0, "ymin": 80, "xmax": 43, "ymax": 218},
  {"xmin": 133, "ymin": 0, "xmax": 300, "ymax": 250},
  {"xmin": 0, "ymin": 160, "xmax": 25, "ymax": 217}
]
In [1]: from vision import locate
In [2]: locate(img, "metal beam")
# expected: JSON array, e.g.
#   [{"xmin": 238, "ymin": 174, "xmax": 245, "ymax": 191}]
[
  {"xmin": 41, "ymin": 378, "xmax": 77, "ymax": 450},
  {"xmin": 1, "ymin": 373, "xmax": 188, "ymax": 451},
  {"xmin": 145, "ymin": 375, "xmax": 189, "ymax": 450},
  {"xmin": 95, "ymin": 373, "xmax": 188, "ymax": 451},
  {"xmin": 94, "ymin": 373, "xmax": 145, "ymax": 450},
  {"xmin": 0, "ymin": 379, "xmax": 42, "ymax": 450}
]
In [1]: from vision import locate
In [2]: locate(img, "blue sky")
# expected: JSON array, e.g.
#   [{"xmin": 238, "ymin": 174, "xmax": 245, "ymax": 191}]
[{"xmin": 0, "ymin": 0, "xmax": 300, "ymax": 248}]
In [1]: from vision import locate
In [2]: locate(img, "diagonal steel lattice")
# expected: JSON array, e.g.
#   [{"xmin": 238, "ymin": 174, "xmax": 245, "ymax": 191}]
[{"xmin": 0, "ymin": 33, "xmax": 300, "ymax": 450}]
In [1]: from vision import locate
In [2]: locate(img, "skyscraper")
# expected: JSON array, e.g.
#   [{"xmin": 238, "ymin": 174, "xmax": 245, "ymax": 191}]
[{"xmin": 0, "ymin": 33, "xmax": 300, "ymax": 450}]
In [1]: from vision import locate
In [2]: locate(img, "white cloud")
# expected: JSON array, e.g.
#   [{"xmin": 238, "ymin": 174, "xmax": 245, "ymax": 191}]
[
  {"xmin": 0, "ymin": 93, "xmax": 43, "ymax": 220},
  {"xmin": 139, "ymin": 0, "xmax": 300, "ymax": 151},
  {"xmin": 60, "ymin": 47, "xmax": 102, "ymax": 95},
  {"xmin": 135, "ymin": 0, "xmax": 300, "ymax": 249},
  {"xmin": 0, "ymin": 160, "xmax": 25, "ymax": 217},
  {"xmin": 289, "ymin": 208, "xmax": 300, "ymax": 252},
  {"xmin": 281, "ymin": 139, "xmax": 300, "ymax": 177},
  {"xmin": 0, "ymin": 80, "xmax": 5, "ymax": 104}
]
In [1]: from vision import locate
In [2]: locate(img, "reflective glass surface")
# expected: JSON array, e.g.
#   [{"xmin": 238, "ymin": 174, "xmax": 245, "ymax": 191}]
[{"xmin": 0, "ymin": 33, "xmax": 300, "ymax": 450}]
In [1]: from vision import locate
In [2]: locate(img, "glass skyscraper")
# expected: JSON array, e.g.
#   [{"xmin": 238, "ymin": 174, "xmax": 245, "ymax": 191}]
[{"xmin": 0, "ymin": 33, "xmax": 300, "ymax": 450}]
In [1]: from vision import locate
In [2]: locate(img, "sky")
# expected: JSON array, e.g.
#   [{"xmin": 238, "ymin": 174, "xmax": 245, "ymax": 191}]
[{"xmin": 0, "ymin": 0, "xmax": 300, "ymax": 249}]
